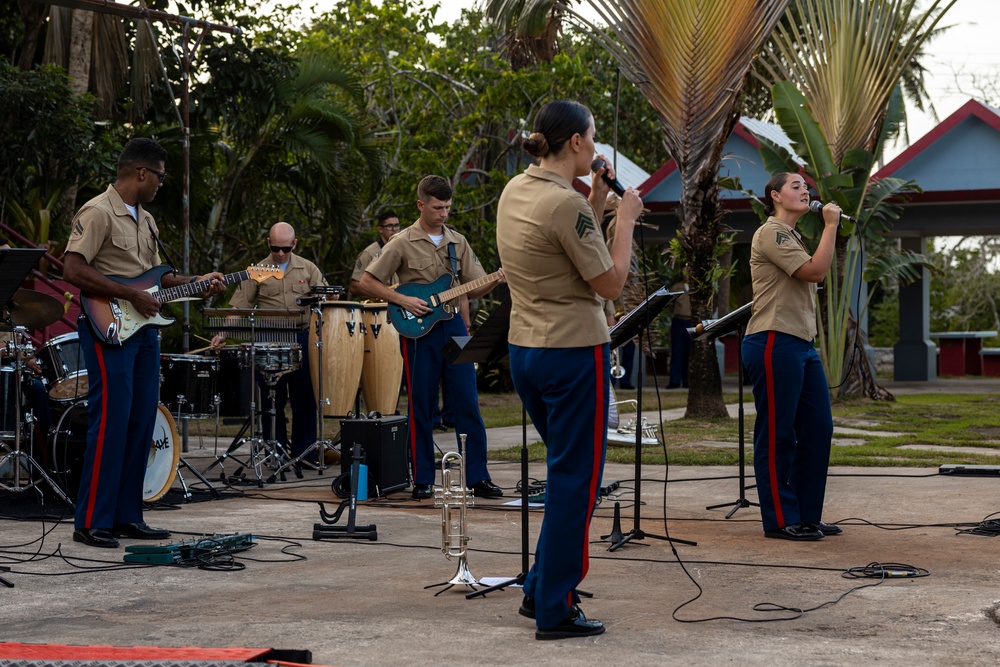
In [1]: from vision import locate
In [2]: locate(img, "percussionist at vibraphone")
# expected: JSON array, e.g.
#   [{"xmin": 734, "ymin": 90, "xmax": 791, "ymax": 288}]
[{"xmin": 211, "ymin": 222, "xmax": 326, "ymax": 460}]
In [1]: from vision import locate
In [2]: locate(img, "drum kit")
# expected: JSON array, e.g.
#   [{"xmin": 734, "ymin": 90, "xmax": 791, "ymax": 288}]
[
  {"xmin": 0, "ymin": 287, "xmax": 195, "ymax": 504},
  {"xmin": 1, "ymin": 276, "xmax": 406, "ymax": 501}
]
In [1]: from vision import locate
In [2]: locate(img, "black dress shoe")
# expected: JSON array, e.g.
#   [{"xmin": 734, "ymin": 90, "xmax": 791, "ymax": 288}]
[
  {"xmin": 411, "ymin": 484, "xmax": 433, "ymax": 500},
  {"xmin": 73, "ymin": 528, "xmax": 120, "ymax": 548},
  {"xmin": 113, "ymin": 522, "xmax": 171, "ymax": 540},
  {"xmin": 469, "ymin": 479, "xmax": 503, "ymax": 498},
  {"xmin": 806, "ymin": 521, "xmax": 842, "ymax": 536},
  {"xmin": 536, "ymin": 605, "xmax": 605, "ymax": 640},
  {"xmin": 519, "ymin": 596, "xmax": 536, "ymax": 619},
  {"xmin": 764, "ymin": 524, "xmax": 824, "ymax": 541}
]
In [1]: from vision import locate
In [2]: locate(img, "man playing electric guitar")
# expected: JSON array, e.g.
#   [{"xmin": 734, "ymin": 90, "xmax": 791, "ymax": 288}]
[
  {"xmin": 360, "ymin": 175, "xmax": 505, "ymax": 500},
  {"xmin": 63, "ymin": 138, "xmax": 226, "ymax": 548}
]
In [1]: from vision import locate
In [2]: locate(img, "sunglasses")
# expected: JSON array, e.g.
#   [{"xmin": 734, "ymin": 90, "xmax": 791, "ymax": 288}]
[
  {"xmin": 138, "ymin": 166, "xmax": 166, "ymax": 183},
  {"xmin": 270, "ymin": 245, "xmax": 294, "ymax": 253}
]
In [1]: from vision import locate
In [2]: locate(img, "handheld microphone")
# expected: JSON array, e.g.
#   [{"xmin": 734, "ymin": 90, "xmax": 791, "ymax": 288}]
[
  {"xmin": 809, "ymin": 200, "xmax": 856, "ymax": 223},
  {"xmin": 590, "ymin": 158, "xmax": 626, "ymax": 197}
]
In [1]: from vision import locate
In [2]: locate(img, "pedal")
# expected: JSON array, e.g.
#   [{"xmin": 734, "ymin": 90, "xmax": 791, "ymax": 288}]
[{"xmin": 123, "ymin": 533, "xmax": 256, "ymax": 564}]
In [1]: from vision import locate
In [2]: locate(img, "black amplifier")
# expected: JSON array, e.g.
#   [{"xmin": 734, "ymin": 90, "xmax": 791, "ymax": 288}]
[{"xmin": 340, "ymin": 415, "xmax": 409, "ymax": 497}]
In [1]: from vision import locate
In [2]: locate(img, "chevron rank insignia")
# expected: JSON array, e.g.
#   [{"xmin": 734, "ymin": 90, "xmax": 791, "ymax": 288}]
[
  {"xmin": 775, "ymin": 230, "xmax": 791, "ymax": 246},
  {"xmin": 575, "ymin": 212, "xmax": 596, "ymax": 239}
]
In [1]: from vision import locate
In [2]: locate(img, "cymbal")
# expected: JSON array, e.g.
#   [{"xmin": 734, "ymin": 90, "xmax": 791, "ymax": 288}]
[{"xmin": 5, "ymin": 289, "xmax": 63, "ymax": 330}]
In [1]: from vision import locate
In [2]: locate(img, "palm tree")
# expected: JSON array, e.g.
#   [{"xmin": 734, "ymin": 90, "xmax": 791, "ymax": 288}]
[
  {"xmin": 488, "ymin": 0, "xmax": 792, "ymax": 417},
  {"xmin": 754, "ymin": 0, "xmax": 958, "ymax": 396},
  {"xmin": 198, "ymin": 51, "xmax": 385, "ymax": 276}
]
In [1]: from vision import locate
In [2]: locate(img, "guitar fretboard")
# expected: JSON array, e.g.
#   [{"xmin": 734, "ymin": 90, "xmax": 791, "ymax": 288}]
[
  {"xmin": 437, "ymin": 271, "xmax": 503, "ymax": 303},
  {"xmin": 154, "ymin": 270, "xmax": 249, "ymax": 303}
]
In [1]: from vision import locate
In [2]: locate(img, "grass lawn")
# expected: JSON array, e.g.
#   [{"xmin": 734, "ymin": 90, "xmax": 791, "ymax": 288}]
[{"xmin": 484, "ymin": 390, "xmax": 1000, "ymax": 468}]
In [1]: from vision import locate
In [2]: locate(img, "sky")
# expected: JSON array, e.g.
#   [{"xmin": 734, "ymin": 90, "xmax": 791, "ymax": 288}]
[{"xmin": 278, "ymin": 0, "xmax": 999, "ymax": 158}]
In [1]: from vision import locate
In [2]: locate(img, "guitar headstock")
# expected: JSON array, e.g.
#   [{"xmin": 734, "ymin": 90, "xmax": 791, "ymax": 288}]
[{"xmin": 247, "ymin": 264, "xmax": 284, "ymax": 282}]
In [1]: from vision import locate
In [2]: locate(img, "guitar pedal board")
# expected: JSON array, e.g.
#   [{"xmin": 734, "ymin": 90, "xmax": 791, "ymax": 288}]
[{"xmin": 123, "ymin": 533, "xmax": 256, "ymax": 564}]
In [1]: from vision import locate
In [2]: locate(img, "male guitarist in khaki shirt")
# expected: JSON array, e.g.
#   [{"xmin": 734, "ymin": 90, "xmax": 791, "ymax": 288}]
[
  {"xmin": 63, "ymin": 138, "xmax": 225, "ymax": 548},
  {"xmin": 360, "ymin": 175, "xmax": 504, "ymax": 500}
]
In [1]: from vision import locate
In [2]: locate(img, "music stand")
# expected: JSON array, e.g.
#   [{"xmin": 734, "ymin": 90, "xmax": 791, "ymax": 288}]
[
  {"xmin": 0, "ymin": 249, "xmax": 74, "ymax": 505},
  {"xmin": 689, "ymin": 301, "xmax": 758, "ymax": 518},
  {"xmin": 604, "ymin": 287, "xmax": 695, "ymax": 550}
]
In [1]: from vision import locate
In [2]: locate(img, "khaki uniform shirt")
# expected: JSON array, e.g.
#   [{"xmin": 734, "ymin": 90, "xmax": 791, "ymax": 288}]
[
  {"xmin": 230, "ymin": 253, "xmax": 326, "ymax": 326},
  {"xmin": 351, "ymin": 240, "xmax": 397, "ymax": 289},
  {"xmin": 365, "ymin": 222, "xmax": 485, "ymax": 305},
  {"xmin": 66, "ymin": 184, "xmax": 161, "ymax": 278},
  {"xmin": 497, "ymin": 164, "xmax": 614, "ymax": 348},
  {"xmin": 745, "ymin": 216, "xmax": 817, "ymax": 341}
]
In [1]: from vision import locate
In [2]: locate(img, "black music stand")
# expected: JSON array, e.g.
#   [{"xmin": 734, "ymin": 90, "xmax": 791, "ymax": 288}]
[
  {"xmin": 691, "ymin": 302, "xmax": 758, "ymax": 518},
  {"xmin": 604, "ymin": 287, "xmax": 695, "ymax": 550}
]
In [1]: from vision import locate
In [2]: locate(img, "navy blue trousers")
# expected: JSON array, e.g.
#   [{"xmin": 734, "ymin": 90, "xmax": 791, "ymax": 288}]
[
  {"xmin": 258, "ymin": 329, "xmax": 317, "ymax": 458},
  {"xmin": 670, "ymin": 316, "xmax": 691, "ymax": 387},
  {"xmin": 510, "ymin": 343, "xmax": 608, "ymax": 630},
  {"xmin": 75, "ymin": 321, "xmax": 160, "ymax": 530},
  {"xmin": 400, "ymin": 317, "xmax": 489, "ymax": 487},
  {"xmin": 742, "ymin": 331, "xmax": 833, "ymax": 532}
]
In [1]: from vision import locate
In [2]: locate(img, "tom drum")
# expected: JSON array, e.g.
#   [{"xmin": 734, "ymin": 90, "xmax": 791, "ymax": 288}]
[{"xmin": 36, "ymin": 332, "xmax": 88, "ymax": 402}]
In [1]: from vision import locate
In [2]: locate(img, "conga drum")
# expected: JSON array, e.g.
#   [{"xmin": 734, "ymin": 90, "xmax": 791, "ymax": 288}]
[
  {"xmin": 360, "ymin": 303, "xmax": 403, "ymax": 415},
  {"xmin": 308, "ymin": 301, "xmax": 364, "ymax": 417}
]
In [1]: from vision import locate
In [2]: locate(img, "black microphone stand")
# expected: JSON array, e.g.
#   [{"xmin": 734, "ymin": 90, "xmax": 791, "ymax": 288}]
[
  {"xmin": 604, "ymin": 287, "xmax": 696, "ymax": 551},
  {"xmin": 693, "ymin": 302, "xmax": 759, "ymax": 518}
]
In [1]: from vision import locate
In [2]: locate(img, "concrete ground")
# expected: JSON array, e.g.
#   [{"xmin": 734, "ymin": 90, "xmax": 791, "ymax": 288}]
[{"xmin": 2, "ymin": 379, "xmax": 1000, "ymax": 666}]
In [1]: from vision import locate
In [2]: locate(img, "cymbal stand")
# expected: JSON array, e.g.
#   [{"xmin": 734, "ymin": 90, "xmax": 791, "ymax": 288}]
[
  {"xmin": 271, "ymin": 301, "xmax": 334, "ymax": 481},
  {"xmin": 170, "ymin": 396, "xmax": 221, "ymax": 501},
  {"xmin": 0, "ymin": 326, "xmax": 73, "ymax": 506}
]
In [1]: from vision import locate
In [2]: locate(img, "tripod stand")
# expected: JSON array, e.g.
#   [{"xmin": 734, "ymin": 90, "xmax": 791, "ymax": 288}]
[
  {"xmin": 694, "ymin": 302, "xmax": 759, "ymax": 518},
  {"xmin": 603, "ymin": 287, "xmax": 695, "ymax": 551},
  {"xmin": 271, "ymin": 296, "xmax": 337, "ymax": 482}
]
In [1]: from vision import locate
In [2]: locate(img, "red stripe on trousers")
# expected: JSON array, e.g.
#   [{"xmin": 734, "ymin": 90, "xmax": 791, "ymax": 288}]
[
  {"xmin": 84, "ymin": 343, "xmax": 110, "ymax": 527},
  {"xmin": 764, "ymin": 331, "xmax": 784, "ymax": 527},
  {"xmin": 401, "ymin": 339, "xmax": 417, "ymax": 480},
  {"xmin": 572, "ymin": 345, "xmax": 604, "ymax": 609}
]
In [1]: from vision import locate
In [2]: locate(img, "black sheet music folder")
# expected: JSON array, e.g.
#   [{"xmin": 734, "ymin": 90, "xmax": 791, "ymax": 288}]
[{"xmin": 609, "ymin": 287, "xmax": 680, "ymax": 350}]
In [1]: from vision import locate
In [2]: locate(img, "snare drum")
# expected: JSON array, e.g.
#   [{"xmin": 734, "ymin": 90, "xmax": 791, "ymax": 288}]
[
  {"xmin": 308, "ymin": 302, "xmax": 364, "ymax": 417},
  {"xmin": 360, "ymin": 304, "xmax": 403, "ymax": 415},
  {"xmin": 36, "ymin": 332, "xmax": 88, "ymax": 402},
  {"xmin": 240, "ymin": 343, "xmax": 302, "ymax": 377},
  {"xmin": 51, "ymin": 402, "xmax": 180, "ymax": 502},
  {"xmin": 159, "ymin": 354, "xmax": 220, "ymax": 418}
]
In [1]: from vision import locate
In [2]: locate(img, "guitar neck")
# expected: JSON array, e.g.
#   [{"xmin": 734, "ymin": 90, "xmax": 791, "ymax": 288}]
[
  {"xmin": 155, "ymin": 270, "xmax": 248, "ymax": 304},
  {"xmin": 436, "ymin": 271, "xmax": 502, "ymax": 303}
]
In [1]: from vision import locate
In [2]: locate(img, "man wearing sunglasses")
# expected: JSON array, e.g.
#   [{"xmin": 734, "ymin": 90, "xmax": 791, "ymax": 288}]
[
  {"xmin": 64, "ymin": 137, "xmax": 226, "ymax": 548},
  {"xmin": 349, "ymin": 210, "xmax": 401, "ymax": 299},
  {"xmin": 213, "ymin": 222, "xmax": 326, "ymax": 463}
]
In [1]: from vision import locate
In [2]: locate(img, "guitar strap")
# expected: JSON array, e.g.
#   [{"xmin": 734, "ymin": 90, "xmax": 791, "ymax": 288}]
[
  {"xmin": 447, "ymin": 242, "xmax": 460, "ymax": 285},
  {"xmin": 145, "ymin": 217, "xmax": 179, "ymax": 276}
]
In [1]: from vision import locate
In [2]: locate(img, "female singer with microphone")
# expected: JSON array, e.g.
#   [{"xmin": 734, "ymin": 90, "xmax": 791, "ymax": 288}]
[
  {"xmin": 496, "ymin": 99, "xmax": 643, "ymax": 639},
  {"xmin": 742, "ymin": 172, "xmax": 842, "ymax": 541}
]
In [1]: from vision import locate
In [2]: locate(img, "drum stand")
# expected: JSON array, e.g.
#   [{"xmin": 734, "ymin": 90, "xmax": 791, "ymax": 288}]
[
  {"xmin": 206, "ymin": 338, "xmax": 295, "ymax": 487},
  {"xmin": 271, "ymin": 302, "xmax": 335, "ymax": 482},
  {"xmin": 0, "ymin": 329, "xmax": 73, "ymax": 507},
  {"xmin": 164, "ymin": 381, "xmax": 223, "ymax": 501}
]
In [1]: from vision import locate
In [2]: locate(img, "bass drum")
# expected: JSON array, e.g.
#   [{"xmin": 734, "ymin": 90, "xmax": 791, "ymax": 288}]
[
  {"xmin": 51, "ymin": 402, "xmax": 180, "ymax": 502},
  {"xmin": 360, "ymin": 304, "xmax": 403, "ymax": 415}
]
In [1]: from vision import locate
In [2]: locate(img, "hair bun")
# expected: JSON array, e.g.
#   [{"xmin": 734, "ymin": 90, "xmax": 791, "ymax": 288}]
[{"xmin": 524, "ymin": 132, "xmax": 550, "ymax": 158}]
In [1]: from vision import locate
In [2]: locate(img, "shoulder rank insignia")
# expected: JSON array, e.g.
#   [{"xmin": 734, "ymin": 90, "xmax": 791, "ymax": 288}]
[
  {"xmin": 775, "ymin": 230, "xmax": 791, "ymax": 246},
  {"xmin": 575, "ymin": 212, "xmax": 596, "ymax": 240}
]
